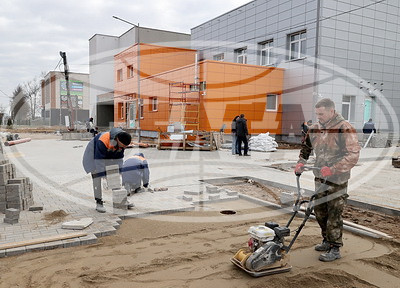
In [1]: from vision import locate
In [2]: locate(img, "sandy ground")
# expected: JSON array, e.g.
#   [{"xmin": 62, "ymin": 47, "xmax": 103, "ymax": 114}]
[{"xmin": 0, "ymin": 200, "xmax": 399, "ymax": 288}]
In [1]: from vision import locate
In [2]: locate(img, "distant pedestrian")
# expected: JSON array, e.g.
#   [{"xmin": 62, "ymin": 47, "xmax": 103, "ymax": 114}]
[
  {"xmin": 82, "ymin": 127, "xmax": 132, "ymax": 213},
  {"xmin": 362, "ymin": 118, "xmax": 376, "ymax": 134},
  {"xmin": 236, "ymin": 114, "xmax": 249, "ymax": 156},
  {"xmin": 85, "ymin": 117, "xmax": 93, "ymax": 132},
  {"xmin": 231, "ymin": 115, "xmax": 239, "ymax": 155}
]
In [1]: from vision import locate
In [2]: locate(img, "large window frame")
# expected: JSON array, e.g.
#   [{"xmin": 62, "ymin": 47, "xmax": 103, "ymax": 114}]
[
  {"xmin": 213, "ymin": 53, "xmax": 224, "ymax": 61},
  {"xmin": 235, "ymin": 47, "xmax": 247, "ymax": 64},
  {"xmin": 127, "ymin": 65, "xmax": 134, "ymax": 78},
  {"xmin": 266, "ymin": 94, "xmax": 278, "ymax": 111},
  {"xmin": 259, "ymin": 40, "xmax": 274, "ymax": 66},
  {"xmin": 150, "ymin": 97, "xmax": 158, "ymax": 112},
  {"xmin": 289, "ymin": 30, "xmax": 307, "ymax": 60},
  {"xmin": 342, "ymin": 95, "xmax": 356, "ymax": 122}
]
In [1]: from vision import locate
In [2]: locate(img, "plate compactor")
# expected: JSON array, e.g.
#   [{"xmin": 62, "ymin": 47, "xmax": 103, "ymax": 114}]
[{"xmin": 231, "ymin": 171, "xmax": 323, "ymax": 277}]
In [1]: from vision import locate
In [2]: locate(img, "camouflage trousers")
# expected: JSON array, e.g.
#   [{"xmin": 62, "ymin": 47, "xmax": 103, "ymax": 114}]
[{"xmin": 313, "ymin": 179, "xmax": 348, "ymax": 247}]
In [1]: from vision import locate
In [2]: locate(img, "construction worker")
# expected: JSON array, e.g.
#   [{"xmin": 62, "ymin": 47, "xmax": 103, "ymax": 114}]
[
  {"xmin": 236, "ymin": 114, "xmax": 249, "ymax": 156},
  {"xmin": 295, "ymin": 98, "xmax": 360, "ymax": 262},
  {"xmin": 82, "ymin": 127, "xmax": 132, "ymax": 213},
  {"xmin": 121, "ymin": 153, "xmax": 150, "ymax": 195}
]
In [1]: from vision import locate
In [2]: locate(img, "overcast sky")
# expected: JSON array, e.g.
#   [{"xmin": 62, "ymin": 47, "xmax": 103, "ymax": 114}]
[{"xmin": 0, "ymin": 0, "xmax": 251, "ymax": 111}]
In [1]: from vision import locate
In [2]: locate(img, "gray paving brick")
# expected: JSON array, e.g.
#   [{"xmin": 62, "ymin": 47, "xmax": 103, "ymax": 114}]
[
  {"xmin": 62, "ymin": 238, "xmax": 81, "ymax": 248},
  {"xmin": 25, "ymin": 243, "xmax": 45, "ymax": 252},
  {"xmin": 79, "ymin": 234, "xmax": 98, "ymax": 245},
  {"xmin": 0, "ymin": 249, "xmax": 5, "ymax": 258},
  {"xmin": 100, "ymin": 227, "xmax": 116, "ymax": 237},
  {"xmin": 44, "ymin": 240, "xmax": 64, "ymax": 250},
  {"xmin": 5, "ymin": 246, "xmax": 26, "ymax": 256}
]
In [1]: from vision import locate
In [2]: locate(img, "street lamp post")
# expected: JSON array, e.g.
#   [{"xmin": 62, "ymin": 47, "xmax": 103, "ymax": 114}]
[{"xmin": 112, "ymin": 16, "xmax": 141, "ymax": 142}]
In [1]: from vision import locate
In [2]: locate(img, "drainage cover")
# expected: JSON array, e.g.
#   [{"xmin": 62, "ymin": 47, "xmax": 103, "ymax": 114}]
[{"xmin": 220, "ymin": 210, "xmax": 237, "ymax": 215}]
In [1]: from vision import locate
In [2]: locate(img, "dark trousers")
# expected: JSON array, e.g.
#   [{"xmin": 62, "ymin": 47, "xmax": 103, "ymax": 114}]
[
  {"xmin": 91, "ymin": 172, "xmax": 102, "ymax": 201},
  {"xmin": 236, "ymin": 135, "xmax": 248, "ymax": 155}
]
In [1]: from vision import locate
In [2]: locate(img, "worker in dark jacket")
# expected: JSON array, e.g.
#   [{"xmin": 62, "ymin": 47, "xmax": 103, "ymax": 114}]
[
  {"xmin": 83, "ymin": 127, "xmax": 132, "ymax": 213},
  {"xmin": 236, "ymin": 114, "xmax": 249, "ymax": 156},
  {"xmin": 122, "ymin": 153, "xmax": 150, "ymax": 195}
]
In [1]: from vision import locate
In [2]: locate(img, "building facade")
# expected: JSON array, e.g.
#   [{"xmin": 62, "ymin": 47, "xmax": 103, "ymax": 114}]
[
  {"xmin": 114, "ymin": 43, "xmax": 284, "ymax": 134},
  {"xmin": 41, "ymin": 71, "xmax": 89, "ymax": 126},
  {"xmin": 89, "ymin": 27, "xmax": 191, "ymax": 128},
  {"xmin": 191, "ymin": 0, "xmax": 400, "ymax": 139}
]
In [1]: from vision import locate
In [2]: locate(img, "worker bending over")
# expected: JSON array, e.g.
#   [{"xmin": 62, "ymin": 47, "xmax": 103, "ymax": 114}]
[{"xmin": 122, "ymin": 153, "xmax": 150, "ymax": 195}]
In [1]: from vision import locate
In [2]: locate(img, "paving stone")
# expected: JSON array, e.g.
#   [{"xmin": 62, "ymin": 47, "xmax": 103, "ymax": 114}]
[
  {"xmin": 62, "ymin": 238, "xmax": 81, "ymax": 248},
  {"xmin": 28, "ymin": 206, "xmax": 43, "ymax": 211},
  {"xmin": 3, "ymin": 218, "xmax": 18, "ymax": 224},
  {"xmin": 25, "ymin": 243, "xmax": 46, "ymax": 252},
  {"xmin": 182, "ymin": 195, "xmax": 193, "ymax": 201},
  {"xmin": 42, "ymin": 240, "xmax": 62, "ymax": 251},
  {"xmin": 0, "ymin": 249, "xmax": 5, "ymax": 258},
  {"xmin": 184, "ymin": 190, "xmax": 202, "ymax": 196},
  {"xmin": 206, "ymin": 186, "xmax": 219, "ymax": 194},
  {"xmin": 79, "ymin": 234, "xmax": 98, "ymax": 245},
  {"xmin": 61, "ymin": 218, "xmax": 93, "ymax": 230},
  {"xmin": 225, "ymin": 190, "xmax": 238, "ymax": 196},
  {"xmin": 208, "ymin": 194, "xmax": 221, "ymax": 201},
  {"xmin": 101, "ymin": 227, "xmax": 117, "ymax": 237},
  {"xmin": 5, "ymin": 246, "xmax": 26, "ymax": 256}
]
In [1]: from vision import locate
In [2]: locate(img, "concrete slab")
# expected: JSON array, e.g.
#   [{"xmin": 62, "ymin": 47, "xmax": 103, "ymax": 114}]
[{"xmin": 61, "ymin": 218, "xmax": 93, "ymax": 230}]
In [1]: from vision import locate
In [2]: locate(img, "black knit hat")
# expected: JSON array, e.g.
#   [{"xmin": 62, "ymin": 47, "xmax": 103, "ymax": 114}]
[{"xmin": 117, "ymin": 132, "xmax": 132, "ymax": 146}]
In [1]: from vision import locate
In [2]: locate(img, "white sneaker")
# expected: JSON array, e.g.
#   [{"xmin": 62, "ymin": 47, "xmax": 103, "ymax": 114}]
[{"xmin": 96, "ymin": 202, "xmax": 106, "ymax": 213}]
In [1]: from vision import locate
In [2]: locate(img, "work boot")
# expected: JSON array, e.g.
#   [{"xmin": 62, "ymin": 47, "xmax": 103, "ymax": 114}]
[
  {"xmin": 95, "ymin": 200, "xmax": 106, "ymax": 213},
  {"xmin": 319, "ymin": 246, "xmax": 341, "ymax": 262},
  {"xmin": 315, "ymin": 240, "xmax": 330, "ymax": 251}
]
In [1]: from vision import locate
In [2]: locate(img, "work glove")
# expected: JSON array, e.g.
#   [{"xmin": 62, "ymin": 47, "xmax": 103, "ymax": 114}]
[
  {"xmin": 320, "ymin": 166, "xmax": 333, "ymax": 177},
  {"xmin": 294, "ymin": 163, "xmax": 305, "ymax": 176}
]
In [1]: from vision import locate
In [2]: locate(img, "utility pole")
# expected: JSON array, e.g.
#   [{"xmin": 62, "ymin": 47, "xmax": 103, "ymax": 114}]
[{"xmin": 59, "ymin": 51, "xmax": 75, "ymax": 130}]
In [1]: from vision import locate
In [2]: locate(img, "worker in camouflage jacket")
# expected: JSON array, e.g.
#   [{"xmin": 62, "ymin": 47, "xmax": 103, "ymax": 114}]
[{"xmin": 294, "ymin": 98, "xmax": 360, "ymax": 262}]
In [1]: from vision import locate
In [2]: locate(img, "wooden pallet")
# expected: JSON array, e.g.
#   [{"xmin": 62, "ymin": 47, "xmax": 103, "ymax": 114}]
[{"xmin": 157, "ymin": 131, "xmax": 221, "ymax": 151}]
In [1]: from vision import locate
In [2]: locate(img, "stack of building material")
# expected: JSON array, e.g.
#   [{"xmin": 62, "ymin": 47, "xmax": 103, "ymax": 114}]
[
  {"xmin": 112, "ymin": 189, "xmax": 129, "ymax": 209},
  {"xmin": 4, "ymin": 208, "xmax": 20, "ymax": 224},
  {"xmin": 105, "ymin": 165, "xmax": 121, "ymax": 189},
  {"xmin": 249, "ymin": 133, "xmax": 278, "ymax": 152},
  {"xmin": 0, "ymin": 160, "xmax": 34, "ymax": 213}
]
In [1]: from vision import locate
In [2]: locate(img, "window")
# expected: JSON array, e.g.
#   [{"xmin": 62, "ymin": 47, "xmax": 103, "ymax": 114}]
[
  {"xmin": 139, "ymin": 99, "xmax": 144, "ymax": 119},
  {"xmin": 190, "ymin": 84, "xmax": 199, "ymax": 92},
  {"xmin": 266, "ymin": 94, "xmax": 278, "ymax": 111},
  {"xmin": 213, "ymin": 53, "xmax": 224, "ymax": 61},
  {"xmin": 200, "ymin": 81, "xmax": 206, "ymax": 91},
  {"xmin": 117, "ymin": 69, "xmax": 123, "ymax": 82},
  {"xmin": 127, "ymin": 65, "xmax": 134, "ymax": 78},
  {"xmin": 342, "ymin": 95, "xmax": 356, "ymax": 122},
  {"xmin": 289, "ymin": 31, "xmax": 306, "ymax": 60},
  {"xmin": 259, "ymin": 40, "xmax": 273, "ymax": 66},
  {"xmin": 235, "ymin": 48, "xmax": 247, "ymax": 64},
  {"xmin": 150, "ymin": 97, "xmax": 158, "ymax": 111},
  {"xmin": 118, "ymin": 102, "xmax": 124, "ymax": 119}
]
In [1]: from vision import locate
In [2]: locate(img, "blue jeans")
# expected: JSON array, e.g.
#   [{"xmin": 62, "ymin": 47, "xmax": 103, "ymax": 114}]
[{"xmin": 231, "ymin": 133, "xmax": 237, "ymax": 155}]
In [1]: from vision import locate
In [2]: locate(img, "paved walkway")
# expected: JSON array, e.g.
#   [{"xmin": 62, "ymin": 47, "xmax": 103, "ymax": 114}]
[{"xmin": 0, "ymin": 137, "xmax": 399, "ymax": 257}]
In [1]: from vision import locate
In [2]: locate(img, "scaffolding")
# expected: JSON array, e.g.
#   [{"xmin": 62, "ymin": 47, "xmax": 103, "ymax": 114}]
[{"xmin": 168, "ymin": 82, "xmax": 200, "ymax": 131}]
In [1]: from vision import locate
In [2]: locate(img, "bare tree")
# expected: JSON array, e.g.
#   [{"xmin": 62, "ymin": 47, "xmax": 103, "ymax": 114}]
[{"xmin": 24, "ymin": 73, "xmax": 45, "ymax": 120}]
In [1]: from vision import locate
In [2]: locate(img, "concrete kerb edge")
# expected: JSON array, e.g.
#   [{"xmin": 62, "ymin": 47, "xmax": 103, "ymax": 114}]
[{"xmin": 202, "ymin": 176, "xmax": 400, "ymax": 216}]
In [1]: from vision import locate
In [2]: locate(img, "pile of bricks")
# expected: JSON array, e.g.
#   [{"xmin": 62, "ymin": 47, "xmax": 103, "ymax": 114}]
[
  {"xmin": 3, "ymin": 208, "xmax": 20, "ymax": 224},
  {"xmin": 0, "ymin": 159, "xmax": 34, "ymax": 213}
]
